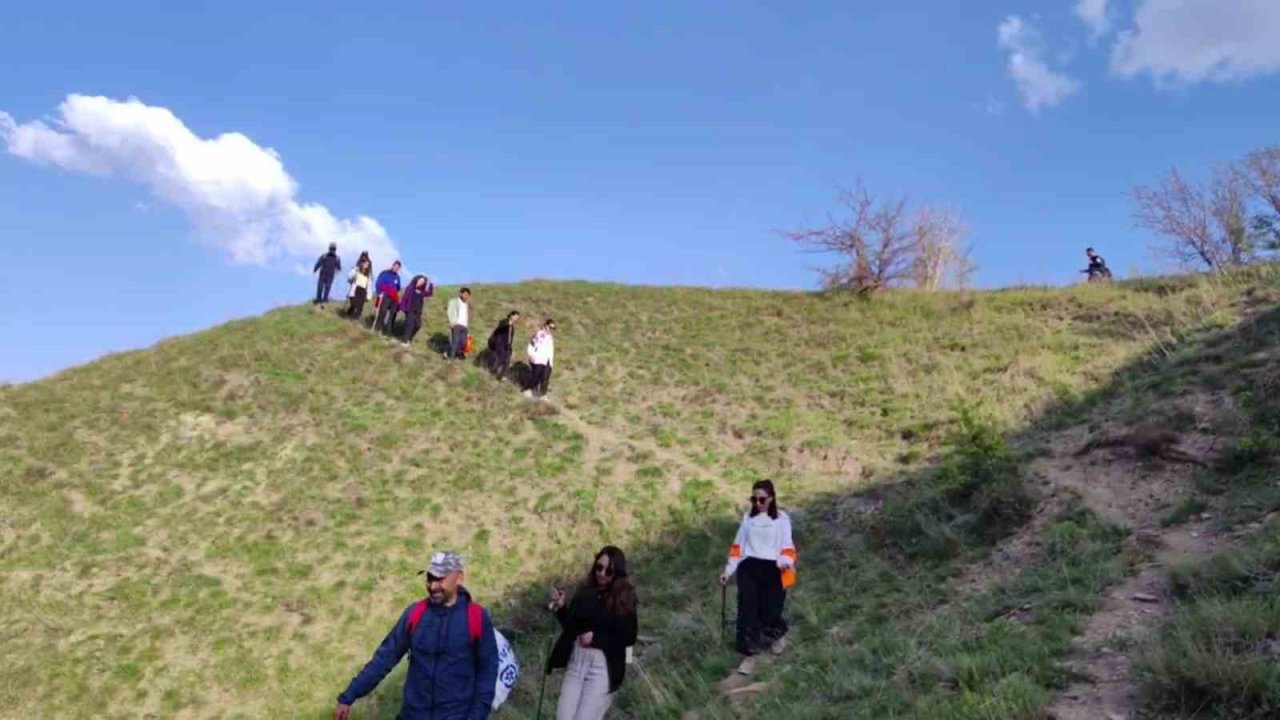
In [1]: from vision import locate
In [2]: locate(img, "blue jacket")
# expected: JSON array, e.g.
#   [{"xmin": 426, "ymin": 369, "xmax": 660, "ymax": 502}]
[
  {"xmin": 375, "ymin": 269, "xmax": 402, "ymax": 297},
  {"xmin": 338, "ymin": 589, "xmax": 498, "ymax": 720}
]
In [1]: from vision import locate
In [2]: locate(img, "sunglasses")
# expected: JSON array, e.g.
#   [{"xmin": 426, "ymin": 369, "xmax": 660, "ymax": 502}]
[
  {"xmin": 594, "ymin": 563, "xmax": 614, "ymax": 576},
  {"xmin": 751, "ymin": 495, "xmax": 771, "ymax": 505}
]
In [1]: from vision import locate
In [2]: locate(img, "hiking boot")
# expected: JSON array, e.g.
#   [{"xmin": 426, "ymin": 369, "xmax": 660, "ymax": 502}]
[
  {"xmin": 736, "ymin": 655, "xmax": 755, "ymax": 676},
  {"xmin": 770, "ymin": 637, "xmax": 786, "ymax": 656}
]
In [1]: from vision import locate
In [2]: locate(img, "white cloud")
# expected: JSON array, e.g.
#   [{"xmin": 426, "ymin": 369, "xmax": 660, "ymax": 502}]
[
  {"xmin": 0, "ymin": 94, "xmax": 400, "ymax": 268},
  {"xmin": 997, "ymin": 16, "xmax": 1082, "ymax": 114},
  {"xmin": 1111, "ymin": 0, "xmax": 1280, "ymax": 84},
  {"xmin": 1074, "ymin": 0, "xmax": 1112, "ymax": 40}
]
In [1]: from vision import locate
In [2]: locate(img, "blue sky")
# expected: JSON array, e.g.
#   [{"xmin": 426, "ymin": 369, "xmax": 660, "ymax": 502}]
[{"xmin": 3, "ymin": 0, "xmax": 1279, "ymax": 382}]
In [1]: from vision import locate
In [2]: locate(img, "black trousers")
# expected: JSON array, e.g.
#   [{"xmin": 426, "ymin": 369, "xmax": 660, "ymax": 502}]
[
  {"xmin": 402, "ymin": 310, "xmax": 423, "ymax": 343},
  {"xmin": 735, "ymin": 557, "xmax": 788, "ymax": 656},
  {"xmin": 489, "ymin": 347, "xmax": 512, "ymax": 379},
  {"xmin": 376, "ymin": 300, "xmax": 398, "ymax": 336},
  {"xmin": 315, "ymin": 275, "xmax": 335, "ymax": 303},
  {"xmin": 528, "ymin": 363, "xmax": 552, "ymax": 396},
  {"xmin": 347, "ymin": 287, "xmax": 367, "ymax": 318}
]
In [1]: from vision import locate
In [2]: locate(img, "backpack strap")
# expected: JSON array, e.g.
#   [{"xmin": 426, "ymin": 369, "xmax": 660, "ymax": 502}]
[
  {"xmin": 406, "ymin": 599, "xmax": 428, "ymax": 637},
  {"xmin": 407, "ymin": 599, "xmax": 483, "ymax": 645},
  {"xmin": 468, "ymin": 602, "xmax": 484, "ymax": 645}
]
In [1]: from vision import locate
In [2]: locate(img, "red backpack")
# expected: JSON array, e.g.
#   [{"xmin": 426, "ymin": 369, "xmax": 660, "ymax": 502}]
[{"xmin": 407, "ymin": 600, "xmax": 484, "ymax": 645}]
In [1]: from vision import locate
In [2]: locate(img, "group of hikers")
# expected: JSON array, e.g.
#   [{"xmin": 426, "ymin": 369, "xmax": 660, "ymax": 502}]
[
  {"xmin": 312, "ymin": 244, "xmax": 557, "ymax": 399},
  {"xmin": 332, "ymin": 479, "xmax": 795, "ymax": 720}
]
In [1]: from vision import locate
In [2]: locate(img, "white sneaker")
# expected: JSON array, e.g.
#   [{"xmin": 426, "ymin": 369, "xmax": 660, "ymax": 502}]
[
  {"xmin": 522, "ymin": 389, "xmax": 533, "ymax": 398},
  {"xmin": 736, "ymin": 656, "xmax": 756, "ymax": 676},
  {"xmin": 770, "ymin": 637, "xmax": 786, "ymax": 656}
]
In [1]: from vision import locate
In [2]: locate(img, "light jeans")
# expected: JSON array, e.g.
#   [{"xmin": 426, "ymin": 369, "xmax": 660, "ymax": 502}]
[{"xmin": 556, "ymin": 645, "xmax": 614, "ymax": 720}]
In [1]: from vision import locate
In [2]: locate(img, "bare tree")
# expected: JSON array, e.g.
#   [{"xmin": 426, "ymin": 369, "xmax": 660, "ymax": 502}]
[
  {"xmin": 1240, "ymin": 147, "xmax": 1280, "ymax": 216},
  {"xmin": 908, "ymin": 205, "xmax": 975, "ymax": 290},
  {"xmin": 787, "ymin": 184, "xmax": 973, "ymax": 294},
  {"xmin": 1133, "ymin": 167, "xmax": 1252, "ymax": 271}
]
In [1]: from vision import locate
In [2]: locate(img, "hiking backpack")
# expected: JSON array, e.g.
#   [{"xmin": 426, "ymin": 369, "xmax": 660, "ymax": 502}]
[{"xmin": 406, "ymin": 600, "xmax": 520, "ymax": 710}]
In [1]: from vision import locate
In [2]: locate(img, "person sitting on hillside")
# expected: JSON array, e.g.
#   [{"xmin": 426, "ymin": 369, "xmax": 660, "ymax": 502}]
[
  {"xmin": 485, "ymin": 311, "xmax": 520, "ymax": 381},
  {"xmin": 546, "ymin": 545, "xmax": 639, "ymax": 720},
  {"xmin": 345, "ymin": 255, "xmax": 373, "ymax": 320},
  {"xmin": 1084, "ymin": 247, "xmax": 1111, "ymax": 280},
  {"xmin": 313, "ymin": 242, "xmax": 343, "ymax": 307},
  {"xmin": 373, "ymin": 261, "xmax": 403, "ymax": 336},
  {"xmin": 446, "ymin": 288, "xmax": 472, "ymax": 360},
  {"xmin": 523, "ymin": 318, "xmax": 556, "ymax": 400},
  {"xmin": 719, "ymin": 479, "xmax": 796, "ymax": 677},
  {"xmin": 399, "ymin": 275, "xmax": 434, "ymax": 346},
  {"xmin": 334, "ymin": 551, "xmax": 499, "ymax": 720}
]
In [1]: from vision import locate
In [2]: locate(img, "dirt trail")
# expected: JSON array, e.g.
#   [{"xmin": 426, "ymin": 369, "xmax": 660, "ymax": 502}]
[{"xmin": 1027, "ymin": 425, "xmax": 1224, "ymax": 720}]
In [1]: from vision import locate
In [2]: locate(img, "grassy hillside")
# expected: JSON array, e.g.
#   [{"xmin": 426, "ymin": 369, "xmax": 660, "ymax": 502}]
[{"xmin": 2, "ymin": 270, "xmax": 1279, "ymax": 719}]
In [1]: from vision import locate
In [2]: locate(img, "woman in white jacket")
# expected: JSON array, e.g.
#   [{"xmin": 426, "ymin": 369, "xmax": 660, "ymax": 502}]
[
  {"xmin": 523, "ymin": 318, "xmax": 556, "ymax": 400},
  {"xmin": 718, "ymin": 479, "xmax": 796, "ymax": 676}
]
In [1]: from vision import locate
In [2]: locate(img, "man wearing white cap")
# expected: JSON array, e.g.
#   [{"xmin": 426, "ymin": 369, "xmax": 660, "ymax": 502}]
[{"xmin": 335, "ymin": 550, "xmax": 498, "ymax": 720}]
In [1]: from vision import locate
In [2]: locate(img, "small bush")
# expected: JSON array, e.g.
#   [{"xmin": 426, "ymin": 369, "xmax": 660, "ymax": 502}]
[{"xmin": 876, "ymin": 405, "xmax": 1033, "ymax": 561}]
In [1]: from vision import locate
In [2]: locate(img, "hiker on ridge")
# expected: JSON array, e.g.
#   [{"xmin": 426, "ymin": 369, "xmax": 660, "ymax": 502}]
[
  {"xmin": 546, "ymin": 545, "xmax": 639, "ymax": 720},
  {"xmin": 719, "ymin": 479, "xmax": 796, "ymax": 677},
  {"xmin": 1084, "ymin": 247, "xmax": 1111, "ymax": 280},
  {"xmin": 313, "ymin": 242, "xmax": 342, "ymax": 306},
  {"xmin": 524, "ymin": 318, "xmax": 556, "ymax": 400},
  {"xmin": 335, "ymin": 550, "xmax": 499, "ymax": 720},
  {"xmin": 446, "ymin": 288, "xmax": 472, "ymax": 360},
  {"xmin": 400, "ymin": 275, "xmax": 435, "ymax": 347},
  {"xmin": 373, "ymin": 261, "xmax": 403, "ymax": 336},
  {"xmin": 345, "ymin": 255, "xmax": 373, "ymax": 319},
  {"xmin": 485, "ymin": 311, "xmax": 520, "ymax": 381}
]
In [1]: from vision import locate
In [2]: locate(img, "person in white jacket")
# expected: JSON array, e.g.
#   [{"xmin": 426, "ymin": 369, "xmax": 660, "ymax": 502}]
[
  {"xmin": 718, "ymin": 479, "xmax": 796, "ymax": 676},
  {"xmin": 523, "ymin": 318, "xmax": 556, "ymax": 400}
]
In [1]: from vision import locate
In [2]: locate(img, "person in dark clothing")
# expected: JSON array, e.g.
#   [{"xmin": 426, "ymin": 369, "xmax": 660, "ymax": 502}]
[
  {"xmin": 335, "ymin": 550, "xmax": 498, "ymax": 720},
  {"xmin": 485, "ymin": 311, "xmax": 520, "ymax": 380},
  {"xmin": 314, "ymin": 243, "xmax": 343, "ymax": 305},
  {"xmin": 373, "ymin": 261, "xmax": 403, "ymax": 336},
  {"xmin": 1084, "ymin": 247, "xmax": 1112, "ymax": 280},
  {"xmin": 546, "ymin": 546, "xmax": 639, "ymax": 720},
  {"xmin": 399, "ymin": 275, "xmax": 435, "ymax": 346}
]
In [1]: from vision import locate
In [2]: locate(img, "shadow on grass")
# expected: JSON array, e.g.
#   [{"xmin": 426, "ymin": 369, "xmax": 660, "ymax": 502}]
[{"xmin": 327, "ymin": 301, "xmax": 1280, "ymax": 720}]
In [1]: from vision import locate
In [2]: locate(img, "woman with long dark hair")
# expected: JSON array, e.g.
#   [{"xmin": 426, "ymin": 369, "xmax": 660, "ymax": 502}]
[
  {"xmin": 485, "ymin": 310, "xmax": 520, "ymax": 380},
  {"xmin": 547, "ymin": 546, "xmax": 639, "ymax": 720},
  {"xmin": 398, "ymin": 274, "xmax": 433, "ymax": 345},
  {"xmin": 719, "ymin": 479, "xmax": 796, "ymax": 676}
]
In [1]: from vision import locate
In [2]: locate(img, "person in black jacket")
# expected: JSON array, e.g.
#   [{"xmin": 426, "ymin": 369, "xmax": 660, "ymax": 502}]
[
  {"xmin": 485, "ymin": 311, "xmax": 520, "ymax": 380},
  {"xmin": 398, "ymin": 275, "xmax": 434, "ymax": 346},
  {"xmin": 313, "ymin": 242, "xmax": 342, "ymax": 306},
  {"xmin": 546, "ymin": 546, "xmax": 638, "ymax": 720}
]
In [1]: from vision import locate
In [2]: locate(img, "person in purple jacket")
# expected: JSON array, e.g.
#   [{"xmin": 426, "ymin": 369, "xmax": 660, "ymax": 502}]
[
  {"xmin": 399, "ymin": 275, "xmax": 435, "ymax": 346},
  {"xmin": 335, "ymin": 551, "xmax": 498, "ymax": 720}
]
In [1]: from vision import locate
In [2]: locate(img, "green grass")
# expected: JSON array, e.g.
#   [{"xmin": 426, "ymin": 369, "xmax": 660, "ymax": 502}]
[{"xmin": 2, "ymin": 268, "xmax": 1280, "ymax": 718}]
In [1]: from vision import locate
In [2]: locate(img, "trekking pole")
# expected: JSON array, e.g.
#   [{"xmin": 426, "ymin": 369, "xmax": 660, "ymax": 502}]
[
  {"xmin": 536, "ymin": 593, "xmax": 560, "ymax": 720},
  {"xmin": 720, "ymin": 583, "xmax": 727, "ymax": 647}
]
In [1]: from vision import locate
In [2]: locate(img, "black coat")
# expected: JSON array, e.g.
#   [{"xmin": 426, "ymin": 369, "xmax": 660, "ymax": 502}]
[
  {"xmin": 487, "ymin": 319, "xmax": 515, "ymax": 354},
  {"xmin": 314, "ymin": 251, "xmax": 342, "ymax": 279},
  {"xmin": 545, "ymin": 586, "xmax": 638, "ymax": 693}
]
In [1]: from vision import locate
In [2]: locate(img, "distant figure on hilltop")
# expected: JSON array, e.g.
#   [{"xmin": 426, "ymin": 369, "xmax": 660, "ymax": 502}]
[
  {"xmin": 524, "ymin": 318, "xmax": 556, "ymax": 400},
  {"xmin": 344, "ymin": 254, "xmax": 373, "ymax": 320},
  {"xmin": 313, "ymin": 242, "xmax": 342, "ymax": 306},
  {"xmin": 486, "ymin": 311, "xmax": 520, "ymax": 381},
  {"xmin": 1084, "ymin": 247, "xmax": 1112, "ymax": 281},
  {"xmin": 446, "ymin": 288, "xmax": 472, "ymax": 360},
  {"xmin": 399, "ymin": 275, "xmax": 434, "ymax": 347},
  {"xmin": 373, "ymin": 261, "xmax": 403, "ymax": 336}
]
